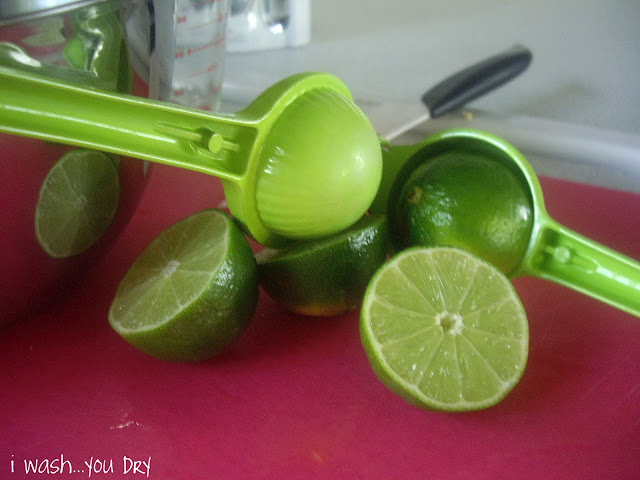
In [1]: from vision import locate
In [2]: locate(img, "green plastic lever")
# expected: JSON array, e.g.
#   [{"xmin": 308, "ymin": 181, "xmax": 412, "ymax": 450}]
[
  {"xmin": 519, "ymin": 213, "xmax": 640, "ymax": 316},
  {"xmin": 0, "ymin": 59, "xmax": 382, "ymax": 247}
]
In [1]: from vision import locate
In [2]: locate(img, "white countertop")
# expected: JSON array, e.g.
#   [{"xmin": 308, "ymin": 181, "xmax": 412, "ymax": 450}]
[
  {"xmin": 221, "ymin": 0, "xmax": 640, "ymax": 192},
  {"xmin": 223, "ymin": 0, "xmax": 639, "ymax": 134}
]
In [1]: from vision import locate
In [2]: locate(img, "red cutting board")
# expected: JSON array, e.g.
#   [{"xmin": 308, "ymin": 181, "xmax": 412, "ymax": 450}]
[{"xmin": 2, "ymin": 163, "xmax": 639, "ymax": 480}]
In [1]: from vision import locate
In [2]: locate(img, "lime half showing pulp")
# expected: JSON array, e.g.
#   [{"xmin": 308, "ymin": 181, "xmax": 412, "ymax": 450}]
[
  {"xmin": 109, "ymin": 209, "xmax": 258, "ymax": 362},
  {"xmin": 360, "ymin": 247, "xmax": 528, "ymax": 411},
  {"xmin": 34, "ymin": 149, "xmax": 120, "ymax": 258}
]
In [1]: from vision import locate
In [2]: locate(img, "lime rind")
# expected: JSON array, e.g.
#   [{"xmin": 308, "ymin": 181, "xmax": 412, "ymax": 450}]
[
  {"xmin": 390, "ymin": 151, "xmax": 534, "ymax": 276},
  {"xmin": 256, "ymin": 214, "xmax": 386, "ymax": 264},
  {"xmin": 360, "ymin": 247, "xmax": 528, "ymax": 411},
  {"xmin": 256, "ymin": 214, "xmax": 389, "ymax": 316}
]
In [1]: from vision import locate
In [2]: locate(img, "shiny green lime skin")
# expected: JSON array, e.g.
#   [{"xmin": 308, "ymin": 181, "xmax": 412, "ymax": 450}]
[
  {"xmin": 257, "ymin": 215, "xmax": 389, "ymax": 316},
  {"xmin": 390, "ymin": 151, "xmax": 534, "ymax": 276}
]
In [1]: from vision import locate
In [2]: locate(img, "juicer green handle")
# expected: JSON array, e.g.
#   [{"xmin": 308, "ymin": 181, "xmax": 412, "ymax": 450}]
[
  {"xmin": 0, "ymin": 65, "xmax": 255, "ymax": 181},
  {"xmin": 519, "ymin": 216, "xmax": 640, "ymax": 318}
]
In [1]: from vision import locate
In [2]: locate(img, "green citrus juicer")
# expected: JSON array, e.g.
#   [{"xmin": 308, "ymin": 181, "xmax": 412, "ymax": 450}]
[
  {"xmin": 0, "ymin": 55, "xmax": 382, "ymax": 247},
  {"xmin": 371, "ymin": 128, "xmax": 640, "ymax": 318}
]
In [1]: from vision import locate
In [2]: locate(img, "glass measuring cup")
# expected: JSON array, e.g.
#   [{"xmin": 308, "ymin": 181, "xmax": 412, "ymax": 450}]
[
  {"xmin": 125, "ymin": 0, "xmax": 231, "ymax": 110},
  {"xmin": 0, "ymin": 62, "xmax": 382, "ymax": 247},
  {"xmin": 372, "ymin": 128, "xmax": 640, "ymax": 318}
]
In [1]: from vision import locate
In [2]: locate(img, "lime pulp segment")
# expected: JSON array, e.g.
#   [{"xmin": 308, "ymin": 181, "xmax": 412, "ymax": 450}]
[{"xmin": 360, "ymin": 247, "xmax": 528, "ymax": 411}]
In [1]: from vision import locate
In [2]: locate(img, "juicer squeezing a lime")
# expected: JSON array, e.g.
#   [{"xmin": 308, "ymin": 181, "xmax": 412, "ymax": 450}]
[
  {"xmin": 0, "ymin": 58, "xmax": 381, "ymax": 248},
  {"xmin": 0, "ymin": 43, "xmax": 532, "ymax": 247},
  {"xmin": 1, "ymin": 55, "xmax": 639, "ymax": 319},
  {"xmin": 371, "ymin": 129, "xmax": 640, "ymax": 319}
]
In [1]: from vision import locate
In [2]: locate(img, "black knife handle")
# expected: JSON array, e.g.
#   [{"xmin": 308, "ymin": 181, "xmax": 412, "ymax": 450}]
[{"xmin": 421, "ymin": 45, "xmax": 532, "ymax": 118}]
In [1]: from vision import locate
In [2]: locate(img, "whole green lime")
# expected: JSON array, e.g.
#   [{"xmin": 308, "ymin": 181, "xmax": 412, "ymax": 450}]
[{"xmin": 390, "ymin": 151, "xmax": 533, "ymax": 275}]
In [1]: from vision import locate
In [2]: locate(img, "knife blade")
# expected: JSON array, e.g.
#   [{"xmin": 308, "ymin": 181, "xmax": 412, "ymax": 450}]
[{"xmin": 358, "ymin": 44, "xmax": 532, "ymax": 141}]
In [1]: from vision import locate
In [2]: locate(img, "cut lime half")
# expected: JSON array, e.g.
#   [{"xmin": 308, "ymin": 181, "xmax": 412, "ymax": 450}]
[
  {"xmin": 390, "ymin": 151, "xmax": 533, "ymax": 276},
  {"xmin": 256, "ymin": 214, "xmax": 389, "ymax": 316},
  {"xmin": 108, "ymin": 209, "xmax": 258, "ymax": 362},
  {"xmin": 360, "ymin": 247, "xmax": 528, "ymax": 411},
  {"xmin": 34, "ymin": 149, "xmax": 120, "ymax": 258}
]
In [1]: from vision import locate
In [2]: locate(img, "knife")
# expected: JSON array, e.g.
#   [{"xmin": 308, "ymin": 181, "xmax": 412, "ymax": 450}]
[{"xmin": 358, "ymin": 44, "xmax": 532, "ymax": 141}]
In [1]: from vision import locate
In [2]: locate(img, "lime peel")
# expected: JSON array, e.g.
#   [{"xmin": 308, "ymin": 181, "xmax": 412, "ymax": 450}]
[{"xmin": 257, "ymin": 214, "xmax": 389, "ymax": 317}]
